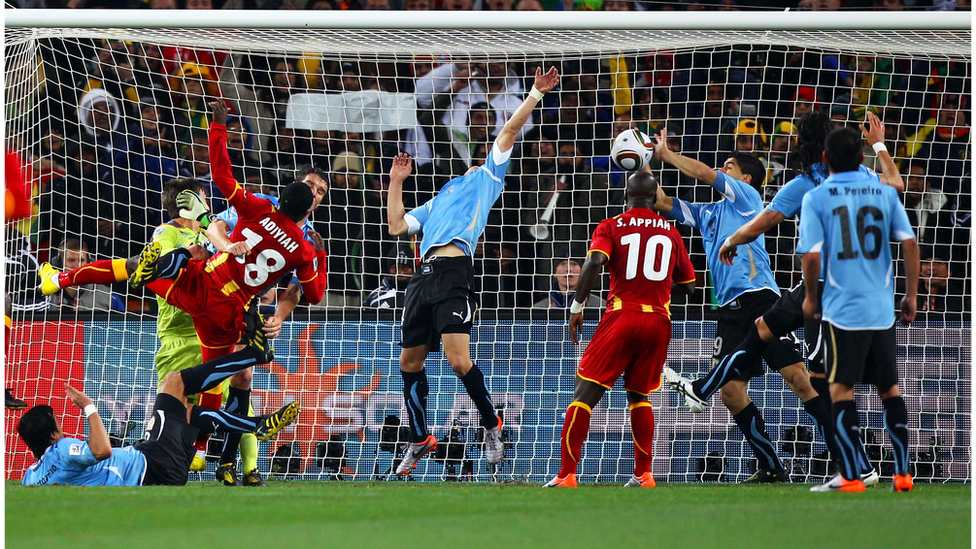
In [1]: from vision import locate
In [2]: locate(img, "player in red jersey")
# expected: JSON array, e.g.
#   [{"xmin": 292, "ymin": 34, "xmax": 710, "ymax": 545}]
[
  {"xmin": 543, "ymin": 171, "xmax": 696, "ymax": 488},
  {"xmin": 132, "ymin": 100, "xmax": 328, "ymax": 363}
]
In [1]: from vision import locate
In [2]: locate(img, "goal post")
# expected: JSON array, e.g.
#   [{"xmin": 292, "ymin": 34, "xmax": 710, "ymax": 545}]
[{"xmin": 3, "ymin": 11, "xmax": 970, "ymax": 484}]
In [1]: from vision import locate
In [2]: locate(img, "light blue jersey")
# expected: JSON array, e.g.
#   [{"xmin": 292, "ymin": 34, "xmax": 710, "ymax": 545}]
[
  {"xmin": 22, "ymin": 438, "xmax": 146, "ymax": 486},
  {"xmin": 214, "ymin": 192, "xmax": 315, "ymax": 286},
  {"xmin": 768, "ymin": 163, "xmax": 829, "ymax": 219},
  {"xmin": 668, "ymin": 171, "xmax": 778, "ymax": 306},
  {"xmin": 404, "ymin": 141, "xmax": 512, "ymax": 259},
  {"xmin": 797, "ymin": 170, "xmax": 915, "ymax": 330}
]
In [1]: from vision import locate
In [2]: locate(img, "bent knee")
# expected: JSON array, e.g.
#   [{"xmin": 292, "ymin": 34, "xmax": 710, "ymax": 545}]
[{"xmin": 160, "ymin": 371, "xmax": 185, "ymax": 394}]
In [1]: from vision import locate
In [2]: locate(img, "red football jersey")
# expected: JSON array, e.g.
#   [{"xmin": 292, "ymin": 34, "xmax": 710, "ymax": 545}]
[
  {"xmin": 206, "ymin": 123, "xmax": 327, "ymax": 307},
  {"xmin": 588, "ymin": 207, "xmax": 695, "ymax": 317}
]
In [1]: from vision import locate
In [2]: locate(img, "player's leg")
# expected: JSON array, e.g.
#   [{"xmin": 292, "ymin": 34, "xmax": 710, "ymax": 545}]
[
  {"xmin": 395, "ymin": 344, "xmax": 436, "ymax": 476},
  {"xmin": 131, "ymin": 243, "xmax": 191, "ymax": 289},
  {"xmin": 871, "ymin": 326, "xmax": 912, "ymax": 492},
  {"xmin": 217, "ymin": 368, "xmax": 252, "ymax": 485},
  {"xmin": 154, "ymin": 333, "xmax": 210, "ymax": 471},
  {"xmin": 443, "ymin": 332, "xmax": 504, "ymax": 465},
  {"xmin": 812, "ymin": 323, "xmax": 868, "ymax": 492},
  {"xmin": 624, "ymin": 391, "xmax": 656, "ymax": 488},
  {"xmin": 544, "ymin": 375, "xmax": 606, "ymax": 488},
  {"xmin": 720, "ymin": 380, "xmax": 788, "ymax": 482},
  {"xmin": 3, "ymin": 292, "xmax": 27, "ymax": 410},
  {"xmin": 39, "ymin": 257, "xmax": 131, "ymax": 296},
  {"xmin": 178, "ymin": 344, "xmax": 267, "ymax": 396},
  {"xmin": 621, "ymin": 315, "xmax": 669, "ymax": 488}
]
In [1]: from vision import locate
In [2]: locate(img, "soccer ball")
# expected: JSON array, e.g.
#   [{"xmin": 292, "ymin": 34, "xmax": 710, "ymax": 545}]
[{"xmin": 611, "ymin": 129, "xmax": 654, "ymax": 172}]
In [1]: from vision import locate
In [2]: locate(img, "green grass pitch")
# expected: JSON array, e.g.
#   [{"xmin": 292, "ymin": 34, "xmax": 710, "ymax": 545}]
[{"xmin": 5, "ymin": 480, "xmax": 969, "ymax": 549}]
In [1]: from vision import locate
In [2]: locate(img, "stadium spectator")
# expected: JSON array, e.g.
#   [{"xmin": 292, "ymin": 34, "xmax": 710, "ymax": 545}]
[
  {"xmin": 364, "ymin": 247, "xmax": 415, "ymax": 309},
  {"xmin": 733, "ymin": 118, "xmax": 767, "ymax": 157},
  {"xmin": 532, "ymin": 259, "xmax": 602, "ymax": 309},
  {"xmin": 901, "ymin": 91, "xmax": 970, "ymax": 182},
  {"xmin": 77, "ymin": 89, "xmax": 127, "ymax": 165},
  {"xmin": 515, "ymin": 0, "xmax": 542, "ymax": 8},
  {"xmin": 47, "ymin": 239, "xmax": 121, "ymax": 312},
  {"xmin": 317, "ymin": 151, "xmax": 366, "ymax": 307},
  {"xmin": 365, "ymin": 0, "xmax": 391, "ymax": 8},
  {"xmin": 258, "ymin": 57, "xmax": 307, "ymax": 121},
  {"xmin": 401, "ymin": 0, "xmax": 431, "ymax": 8},
  {"xmin": 911, "ymin": 258, "xmax": 965, "ymax": 314},
  {"xmin": 39, "ymin": 135, "xmax": 121, "ymax": 260},
  {"xmin": 903, "ymin": 160, "xmax": 955, "ymax": 260},
  {"xmin": 170, "ymin": 63, "xmax": 221, "ymax": 142}
]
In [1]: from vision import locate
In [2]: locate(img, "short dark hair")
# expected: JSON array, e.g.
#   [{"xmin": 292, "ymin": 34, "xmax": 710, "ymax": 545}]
[
  {"xmin": 467, "ymin": 103, "xmax": 495, "ymax": 127},
  {"xmin": 295, "ymin": 166, "xmax": 328, "ymax": 184},
  {"xmin": 824, "ymin": 127, "xmax": 863, "ymax": 174},
  {"xmin": 18, "ymin": 405, "xmax": 59, "ymax": 459},
  {"xmin": 729, "ymin": 151, "xmax": 766, "ymax": 190},
  {"xmin": 162, "ymin": 178, "xmax": 207, "ymax": 220},
  {"xmin": 278, "ymin": 180, "xmax": 314, "ymax": 223}
]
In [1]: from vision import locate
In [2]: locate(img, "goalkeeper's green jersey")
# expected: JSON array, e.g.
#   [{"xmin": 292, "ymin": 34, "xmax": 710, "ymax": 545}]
[{"xmin": 151, "ymin": 222, "xmax": 210, "ymax": 379}]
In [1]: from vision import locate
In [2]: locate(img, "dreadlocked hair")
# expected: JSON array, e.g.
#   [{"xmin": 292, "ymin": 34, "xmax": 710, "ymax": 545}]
[{"xmin": 792, "ymin": 110, "xmax": 832, "ymax": 177}]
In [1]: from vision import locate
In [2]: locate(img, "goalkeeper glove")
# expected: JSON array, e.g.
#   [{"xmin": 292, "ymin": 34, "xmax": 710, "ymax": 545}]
[{"xmin": 176, "ymin": 190, "xmax": 215, "ymax": 228}]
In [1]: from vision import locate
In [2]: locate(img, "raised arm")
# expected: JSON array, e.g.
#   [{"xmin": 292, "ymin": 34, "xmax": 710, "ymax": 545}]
[
  {"xmin": 495, "ymin": 66, "xmax": 559, "ymax": 154},
  {"xmin": 387, "ymin": 153, "xmax": 413, "ymax": 237},
  {"xmin": 860, "ymin": 111, "xmax": 904, "ymax": 192},
  {"xmin": 208, "ymin": 100, "xmax": 248, "ymax": 207},
  {"xmin": 652, "ymin": 128, "xmax": 717, "ymax": 185},
  {"xmin": 568, "ymin": 251, "xmax": 607, "ymax": 345},
  {"xmin": 65, "ymin": 384, "xmax": 112, "ymax": 461}
]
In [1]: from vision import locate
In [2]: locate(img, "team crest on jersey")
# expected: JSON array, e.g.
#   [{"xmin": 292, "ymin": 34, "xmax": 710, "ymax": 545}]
[
  {"xmin": 69, "ymin": 444, "xmax": 82, "ymax": 456},
  {"xmin": 446, "ymin": 185, "xmax": 455, "ymax": 194},
  {"xmin": 151, "ymin": 225, "xmax": 166, "ymax": 239}
]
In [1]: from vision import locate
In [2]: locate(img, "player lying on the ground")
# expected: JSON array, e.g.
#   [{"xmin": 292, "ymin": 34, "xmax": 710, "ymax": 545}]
[
  {"xmin": 543, "ymin": 171, "xmax": 696, "ymax": 488},
  {"xmin": 384, "ymin": 66, "xmax": 561, "ymax": 476},
  {"xmin": 18, "ymin": 332, "xmax": 299, "ymax": 486}
]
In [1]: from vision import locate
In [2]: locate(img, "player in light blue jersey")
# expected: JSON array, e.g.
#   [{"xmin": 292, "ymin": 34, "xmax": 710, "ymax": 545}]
[
  {"xmin": 680, "ymin": 111, "xmax": 903, "ymax": 487},
  {"xmin": 385, "ymin": 66, "xmax": 560, "ymax": 476},
  {"xmin": 19, "ymin": 332, "xmax": 298, "ymax": 486},
  {"xmin": 650, "ymin": 128, "xmax": 827, "ymax": 483},
  {"xmin": 203, "ymin": 166, "xmax": 327, "ymax": 485},
  {"xmin": 798, "ymin": 127, "xmax": 918, "ymax": 493}
]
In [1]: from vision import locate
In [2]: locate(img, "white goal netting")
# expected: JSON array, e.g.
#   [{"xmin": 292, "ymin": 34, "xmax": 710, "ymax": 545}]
[{"xmin": 4, "ymin": 19, "xmax": 971, "ymax": 483}]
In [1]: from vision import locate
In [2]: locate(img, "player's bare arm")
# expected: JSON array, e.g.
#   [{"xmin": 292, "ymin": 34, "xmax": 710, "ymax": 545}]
[
  {"xmin": 801, "ymin": 252, "xmax": 821, "ymax": 321},
  {"xmin": 495, "ymin": 66, "xmax": 559, "ymax": 153},
  {"xmin": 652, "ymin": 128, "xmax": 717, "ymax": 185},
  {"xmin": 718, "ymin": 208, "xmax": 787, "ymax": 265},
  {"xmin": 860, "ymin": 111, "xmax": 904, "ymax": 192},
  {"xmin": 206, "ymin": 219, "xmax": 252, "ymax": 257},
  {"xmin": 210, "ymin": 99, "xmax": 229, "ymax": 127},
  {"xmin": 900, "ymin": 238, "xmax": 920, "ymax": 325},
  {"xmin": 568, "ymin": 251, "xmax": 607, "ymax": 345},
  {"xmin": 653, "ymin": 183, "xmax": 674, "ymax": 215},
  {"xmin": 387, "ymin": 153, "xmax": 413, "ymax": 237},
  {"xmin": 65, "ymin": 384, "xmax": 112, "ymax": 460}
]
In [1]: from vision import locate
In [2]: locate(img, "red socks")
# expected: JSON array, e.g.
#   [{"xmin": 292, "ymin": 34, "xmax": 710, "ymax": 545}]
[
  {"xmin": 629, "ymin": 401, "xmax": 655, "ymax": 476},
  {"xmin": 559, "ymin": 402, "xmax": 592, "ymax": 478}
]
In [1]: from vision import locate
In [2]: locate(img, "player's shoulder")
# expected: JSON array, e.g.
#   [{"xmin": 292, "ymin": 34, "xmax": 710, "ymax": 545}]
[
  {"xmin": 54, "ymin": 437, "xmax": 87, "ymax": 456},
  {"xmin": 151, "ymin": 221, "xmax": 181, "ymax": 240}
]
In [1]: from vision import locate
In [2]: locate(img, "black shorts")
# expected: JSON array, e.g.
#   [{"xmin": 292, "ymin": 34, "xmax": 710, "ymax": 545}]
[
  {"xmin": 716, "ymin": 290, "xmax": 804, "ymax": 380},
  {"xmin": 134, "ymin": 393, "xmax": 198, "ymax": 486},
  {"xmin": 823, "ymin": 323, "xmax": 898, "ymax": 388},
  {"xmin": 761, "ymin": 281, "xmax": 826, "ymax": 374},
  {"xmin": 400, "ymin": 256, "xmax": 477, "ymax": 352}
]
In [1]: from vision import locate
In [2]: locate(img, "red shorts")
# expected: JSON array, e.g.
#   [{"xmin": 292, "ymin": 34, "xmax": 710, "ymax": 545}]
[
  {"xmin": 147, "ymin": 261, "xmax": 245, "ymax": 360},
  {"xmin": 576, "ymin": 310, "xmax": 671, "ymax": 396}
]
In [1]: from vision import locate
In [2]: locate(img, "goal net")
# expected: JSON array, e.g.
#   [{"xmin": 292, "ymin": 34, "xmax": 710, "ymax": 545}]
[{"xmin": 4, "ymin": 13, "xmax": 971, "ymax": 484}]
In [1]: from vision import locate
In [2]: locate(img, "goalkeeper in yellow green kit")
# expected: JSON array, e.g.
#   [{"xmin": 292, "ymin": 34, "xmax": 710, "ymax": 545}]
[{"xmin": 38, "ymin": 177, "xmax": 266, "ymax": 486}]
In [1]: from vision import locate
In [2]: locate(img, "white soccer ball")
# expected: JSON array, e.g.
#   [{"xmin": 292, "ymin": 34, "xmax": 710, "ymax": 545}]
[{"xmin": 611, "ymin": 129, "xmax": 654, "ymax": 172}]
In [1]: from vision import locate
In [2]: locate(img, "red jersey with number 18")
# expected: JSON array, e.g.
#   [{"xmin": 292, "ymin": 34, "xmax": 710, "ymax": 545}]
[
  {"xmin": 206, "ymin": 123, "xmax": 327, "ymax": 308},
  {"xmin": 587, "ymin": 207, "xmax": 695, "ymax": 317}
]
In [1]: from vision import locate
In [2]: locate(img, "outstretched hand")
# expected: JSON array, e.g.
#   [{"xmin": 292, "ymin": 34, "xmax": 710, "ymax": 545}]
[
  {"xmin": 389, "ymin": 153, "xmax": 413, "ymax": 182},
  {"xmin": 66, "ymin": 384, "xmax": 93, "ymax": 409},
  {"xmin": 651, "ymin": 128, "xmax": 670, "ymax": 161},
  {"xmin": 210, "ymin": 100, "xmax": 229, "ymax": 126},
  {"xmin": 533, "ymin": 66, "xmax": 560, "ymax": 94},
  {"xmin": 859, "ymin": 111, "xmax": 885, "ymax": 147}
]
